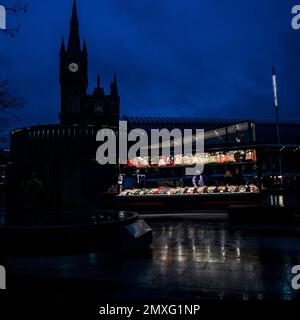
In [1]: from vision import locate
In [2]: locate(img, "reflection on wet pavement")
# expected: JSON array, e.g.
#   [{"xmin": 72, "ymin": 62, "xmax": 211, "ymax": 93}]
[{"xmin": 4, "ymin": 219, "xmax": 300, "ymax": 300}]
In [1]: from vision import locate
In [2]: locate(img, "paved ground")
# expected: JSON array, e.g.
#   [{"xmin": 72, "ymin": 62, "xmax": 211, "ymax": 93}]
[{"xmin": 3, "ymin": 216, "xmax": 300, "ymax": 301}]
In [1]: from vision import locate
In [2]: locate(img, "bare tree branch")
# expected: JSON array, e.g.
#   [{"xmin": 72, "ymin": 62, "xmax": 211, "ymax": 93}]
[
  {"xmin": 0, "ymin": 2, "xmax": 28, "ymax": 37},
  {"xmin": 0, "ymin": 24, "xmax": 20, "ymax": 37},
  {"xmin": 0, "ymin": 80, "xmax": 24, "ymax": 147},
  {"xmin": 0, "ymin": 79, "xmax": 24, "ymax": 112},
  {"xmin": 6, "ymin": 2, "xmax": 28, "ymax": 15}
]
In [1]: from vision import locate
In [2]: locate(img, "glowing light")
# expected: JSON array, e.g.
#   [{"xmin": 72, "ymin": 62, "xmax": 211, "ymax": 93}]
[
  {"xmin": 272, "ymin": 67, "xmax": 278, "ymax": 108},
  {"xmin": 278, "ymin": 195, "xmax": 284, "ymax": 207}
]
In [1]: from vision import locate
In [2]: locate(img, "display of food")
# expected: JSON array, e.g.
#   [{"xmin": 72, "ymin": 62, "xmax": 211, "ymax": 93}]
[
  {"xmin": 231, "ymin": 185, "xmax": 241, "ymax": 192},
  {"xmin": 127, "ymin": 156, "xmax": 150, "ymax": 168},
  {"xmin": 126, "ymin": 149, "xmax": 257, "ymax": 168},
  {"xmin": 174, "ymin": 154, "xmax": 183, "ymax": 166},
  {"xmin": 218, "ymin": 185, "xmax": 228, "ymax": 193},
  {"xmin": 245, "ymin": 149, "xmax": 257, "ymax": 162},
  {"xmin": 118, "ymin": 184, "xmax": 259, "ymax": 196},
  {"xmin": 158, "ymin": 156, "xmax": 167, "ymax": 167},
  {"xmin": 207, "ymin": 186, "xmax": 218, "ymax": 193},
  {"xmin": 197, "ymin": 186, "xmax": 207, "ymax": 193}
]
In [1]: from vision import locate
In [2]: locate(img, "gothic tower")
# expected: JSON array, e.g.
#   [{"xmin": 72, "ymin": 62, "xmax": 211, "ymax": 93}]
[
  {"xmin": 59, "ymin": 0, "xmax": 88, "ymax": 124},
  {"xmin": 59, "ymin": 0, "xmax": 120, "ymax": 126}
]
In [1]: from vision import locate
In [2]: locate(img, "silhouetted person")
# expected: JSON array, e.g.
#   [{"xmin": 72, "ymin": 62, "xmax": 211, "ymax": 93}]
[
  {"xmin": 23, "ymin": 173, "xmax": 45, "ymax": 212},
  {"xmin": 117, "ymin": 174, "xmax": 124, "ymax": 192},
  {"xmin": 232, "ymin": 167, "xmax": 245, "ymax": 185},
  {"xmin": 223, "ymin": 170, "xmax": 233, "ymax": 186},
  {"xmin": 262, "ymin": 175, "xmax": 273, "ymax": 190}
]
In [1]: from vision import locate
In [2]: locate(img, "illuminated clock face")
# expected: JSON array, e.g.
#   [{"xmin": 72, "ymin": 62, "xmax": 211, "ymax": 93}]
[{"xmin": 68, "ymin": 63, "xmax": 79, "ymax": 73}]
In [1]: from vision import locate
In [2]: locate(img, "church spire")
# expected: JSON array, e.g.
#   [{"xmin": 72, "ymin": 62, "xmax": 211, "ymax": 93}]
[
  {"xmin": 110, "ymin": 73, "xmax": 118, "ymax": 97},
  {"xmin": 60, "ymin": 37, "xmax": 65, "ymax": 55},
  {"xmin": 71, "ymin": 0, "xmax": 78, "ymax": 22},
  {"xmin": 82, "ymin": 37, "xmax": 88, "ymax": 55},
  {"xmin": 67, "ymin": 0, "xmax": 81, "ymax": 53}
]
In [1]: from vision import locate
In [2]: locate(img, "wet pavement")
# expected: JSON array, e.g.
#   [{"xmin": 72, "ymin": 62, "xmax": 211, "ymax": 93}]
[{"xmin": 3, "ymin": 216, "xmax": 300, "ymax": 301}]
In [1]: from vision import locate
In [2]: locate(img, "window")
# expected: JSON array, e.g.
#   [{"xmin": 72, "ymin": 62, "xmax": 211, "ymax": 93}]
[{"xmin": 95, "ymin": 102, "xmax": 104, "ymax": 113}]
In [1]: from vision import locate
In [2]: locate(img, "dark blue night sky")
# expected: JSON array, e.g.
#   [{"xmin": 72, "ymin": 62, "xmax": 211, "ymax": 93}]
[{"xmin": 1, "ymin": 0, "xmax": 300, "ymax": 131}]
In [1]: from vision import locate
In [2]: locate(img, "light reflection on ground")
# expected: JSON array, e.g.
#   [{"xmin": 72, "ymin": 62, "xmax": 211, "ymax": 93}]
[{"xmin": 3, "ymin": 218, "xmax": 300, "ymax": 300}]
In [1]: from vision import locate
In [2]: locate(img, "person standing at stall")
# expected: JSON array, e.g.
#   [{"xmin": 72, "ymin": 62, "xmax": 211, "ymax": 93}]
[
  {"xmin": 192, "ymin": 170, "xmax": 205, "ymax": 187},
  {"xmin": 22, "ymin": 172, "xmax": 45, "ymax": 212},
  {"xmin": 117, "ymin": 174, "xmax": 124, "ymax": 192},
  {"xmin": 232, "ymin": 167, "xmax": 245, "ymax": 185},
  {"xmin": 223, "ymin": 170, "xmax": 233, "ymax": 186}
]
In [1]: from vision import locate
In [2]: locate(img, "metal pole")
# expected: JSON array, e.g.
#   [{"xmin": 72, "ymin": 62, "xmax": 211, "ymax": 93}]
[
  {"xmin": 272, "ymin": 66, "xmax": 282, "ymax": 178},
  {"xmin": 275, "ymin": 106, "xmax": 280, "ymax": 145}
]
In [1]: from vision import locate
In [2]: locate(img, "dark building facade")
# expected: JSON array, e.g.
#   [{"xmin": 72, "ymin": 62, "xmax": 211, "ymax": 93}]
[{"xmin": 7, "ymin": 1, "xmax": 120, "ymax": 212}]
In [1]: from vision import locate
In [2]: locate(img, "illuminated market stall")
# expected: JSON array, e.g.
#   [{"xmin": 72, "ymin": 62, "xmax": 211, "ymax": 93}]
[{"xmin": 116, "ymin": 122, "xmax": 264, "ymax": 211}]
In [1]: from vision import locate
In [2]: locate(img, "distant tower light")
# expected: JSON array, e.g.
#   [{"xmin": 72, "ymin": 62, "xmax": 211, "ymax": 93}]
[
  {"xmin": 272, "ymin": 65, "xmax": 282, "ymax": 178},
  {"xmin": 272, "ymin": 66, "xmax": 278, "ymax": 108},
  {"xmin": 272, "ymin": 66, "xmax": 280, "ymax": 145}
]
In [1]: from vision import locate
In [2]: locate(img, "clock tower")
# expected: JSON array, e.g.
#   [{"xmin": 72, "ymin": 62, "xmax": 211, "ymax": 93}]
[
  {"xmin": 59, "ymin": 0, "xmax": 88, "ymax": 124},
  {"xmin": 59, "ymin": 0, "xmax": 120, "ymax": 126}
]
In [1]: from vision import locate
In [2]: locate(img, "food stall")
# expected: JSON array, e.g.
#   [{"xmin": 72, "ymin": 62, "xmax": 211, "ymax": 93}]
[{"xmin": 116, "ymin": 145, "xmax": 264, "ymax": 211}]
